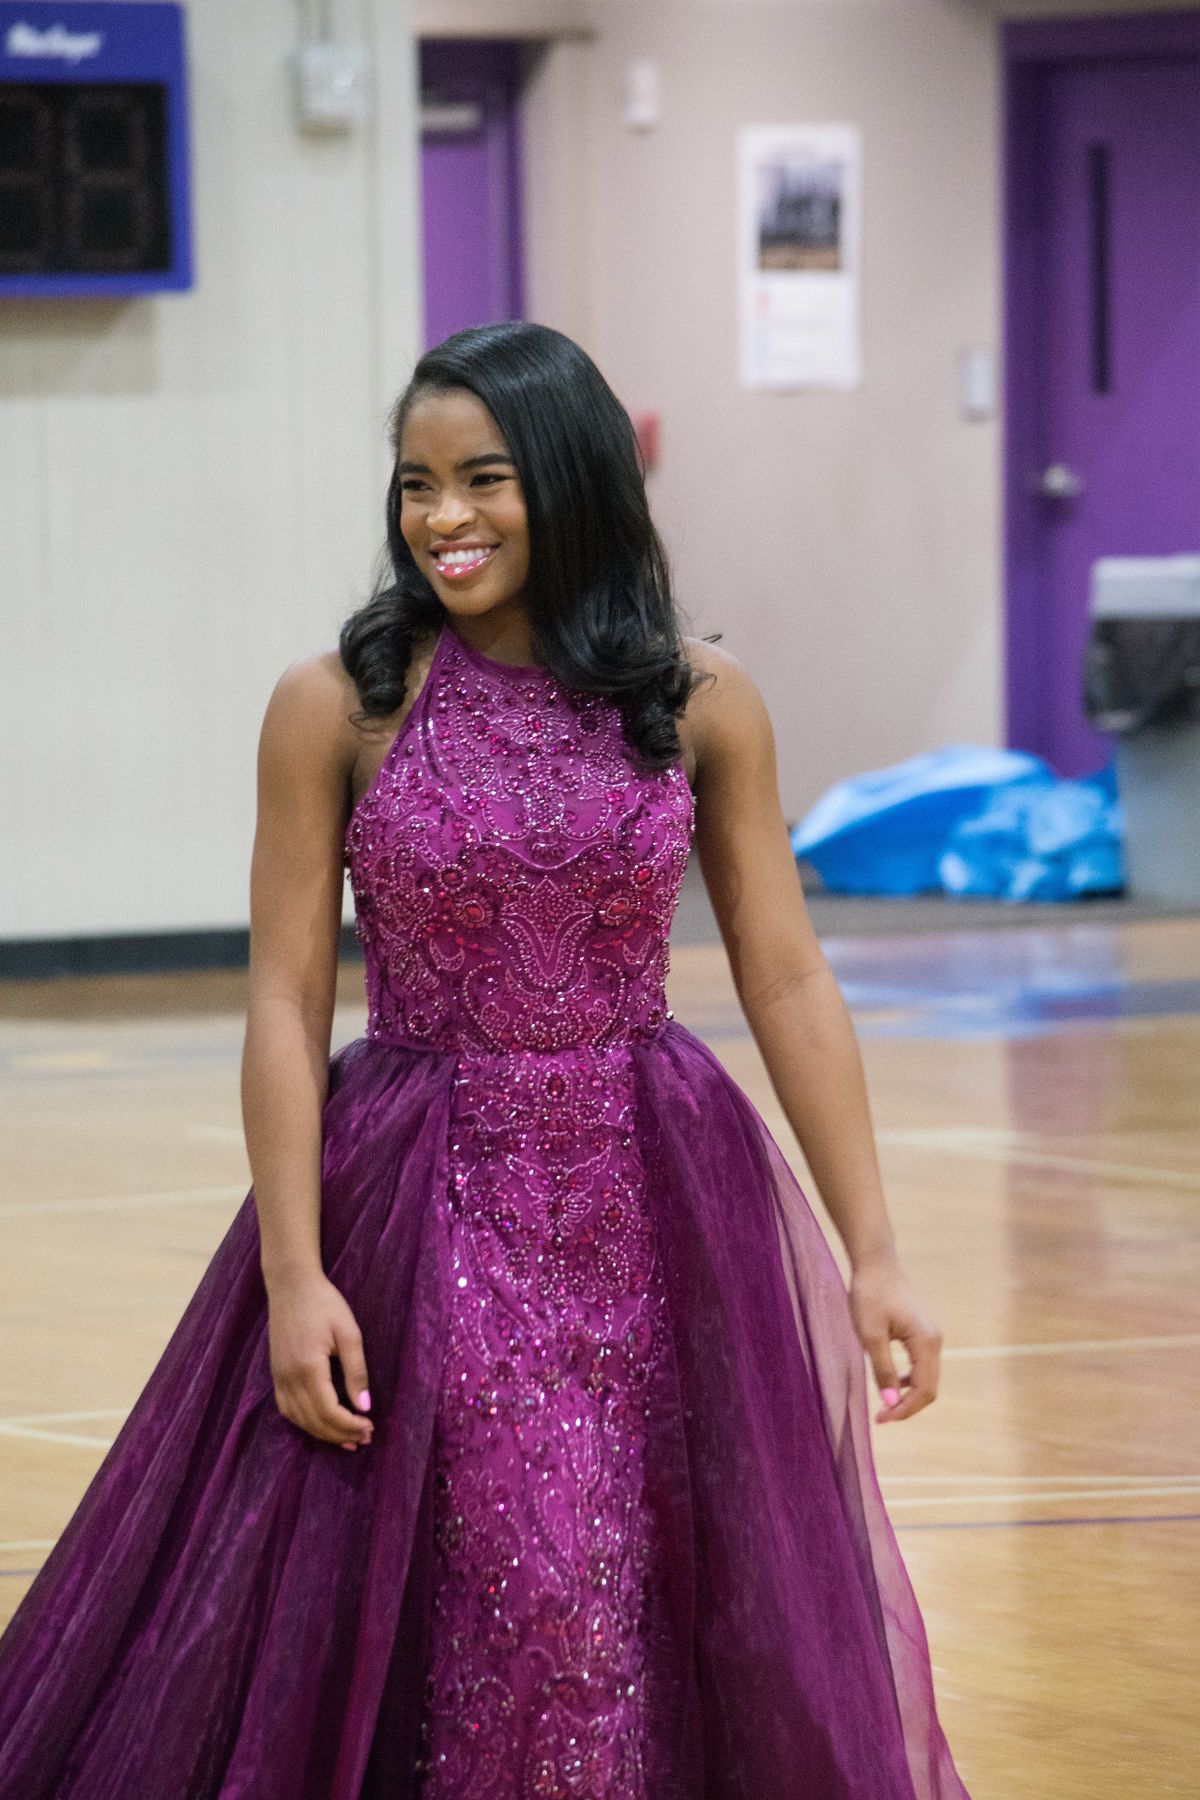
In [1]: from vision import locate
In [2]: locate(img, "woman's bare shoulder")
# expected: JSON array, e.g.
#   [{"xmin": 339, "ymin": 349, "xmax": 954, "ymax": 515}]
[
  {"xmin": 681, "ymin": 633, "xmax": 755, "ymax": 688},
  {"xmin": 259, "ymin": 649, "xmax": 362, "ymax": 777},
  {"xmin": 680, "ymin": 634, "xmax": 769, "ymax": 748},
  {"xmin": 269, "ymin": 646, "xmax": 356, "ymax": 712}
]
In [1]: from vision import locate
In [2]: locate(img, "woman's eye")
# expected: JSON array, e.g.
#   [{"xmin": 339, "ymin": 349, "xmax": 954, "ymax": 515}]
[
  {"xmin": 399, "ymin": 480, "xmax": 427, "ymax": 494},
  {"xmin": 472, "ymin": 473, "xmax": 504, "ymax": 486}
]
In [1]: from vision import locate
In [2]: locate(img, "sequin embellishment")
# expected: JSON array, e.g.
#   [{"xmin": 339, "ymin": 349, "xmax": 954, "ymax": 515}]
[
  {"xmin": 343, "ymin": 627, "xmax": 693, "ymax": 1056},
  {"xmin": 344, "ymin": 626, "xmax": 694, "ymax": 1795}
]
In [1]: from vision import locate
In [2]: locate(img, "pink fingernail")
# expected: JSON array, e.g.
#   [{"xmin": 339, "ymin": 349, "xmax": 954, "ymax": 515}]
[
  {"xmin": 358, "ymin": 1390, "xmax": 371, "ymax": 1411},
  {"xmin": 881, "ymin": 1388, "xmax": 900, "ymax": 1406}
]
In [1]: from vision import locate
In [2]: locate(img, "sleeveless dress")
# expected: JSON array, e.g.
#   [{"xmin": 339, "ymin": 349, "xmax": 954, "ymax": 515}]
[{"xmin": 0, "ymin": 620, "xmax": 972, "ymax": 1800}]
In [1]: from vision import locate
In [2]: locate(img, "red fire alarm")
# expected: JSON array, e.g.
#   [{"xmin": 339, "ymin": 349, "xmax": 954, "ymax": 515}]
[{"xmin": 631, "ymin": 409, "xmax": 661, "ymax": 474}]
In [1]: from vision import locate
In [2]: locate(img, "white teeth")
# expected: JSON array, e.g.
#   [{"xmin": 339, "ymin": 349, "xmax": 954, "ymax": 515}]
[{"xmin": 437, "ymin": 547, "xmax": 494, "ymax": 568}]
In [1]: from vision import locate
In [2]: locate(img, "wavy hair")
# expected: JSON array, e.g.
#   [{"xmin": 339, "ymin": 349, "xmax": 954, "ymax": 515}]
[{"xmin": 339, "ymin": 321, "xmax": 716, "ymax": 773}]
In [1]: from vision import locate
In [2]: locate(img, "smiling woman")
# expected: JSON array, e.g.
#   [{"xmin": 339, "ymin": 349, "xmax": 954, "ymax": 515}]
[
  {"xmin": 339, "ymin": 320, "xmax": 705, "ymax": 772},
  {"xmin": 396, "ymin": 391, "xmax": 529, "ymax": 610},
  {"xmin": 0, "ymin": 320, "xmax": 971, "ymax": 1800}
]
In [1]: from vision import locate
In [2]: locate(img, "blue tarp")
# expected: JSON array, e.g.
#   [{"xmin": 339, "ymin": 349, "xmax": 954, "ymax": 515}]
[
  {"xmin": 938, "ymin": 764, "xmax": 1124, "ymax": 901},
  {"xmin": 791, "ymin": 746, "xmax": 1125, "ymax": 901}
]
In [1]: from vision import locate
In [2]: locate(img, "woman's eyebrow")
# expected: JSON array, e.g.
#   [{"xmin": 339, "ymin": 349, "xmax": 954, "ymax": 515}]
[{"xmin": 396, "ymin": 452, "xmax": 514, "ymax": 475}]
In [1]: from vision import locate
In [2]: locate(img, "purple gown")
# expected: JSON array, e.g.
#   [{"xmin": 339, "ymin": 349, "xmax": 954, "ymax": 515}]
[{"xmin": 0, "ymin": 621, "xmax": 972, "ymax": 1799}]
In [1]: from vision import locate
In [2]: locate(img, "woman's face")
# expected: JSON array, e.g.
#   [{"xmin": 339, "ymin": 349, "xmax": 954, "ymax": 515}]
[{"xmin": 397, "ymin": 387, "xmax": 531, "ymax": 621}]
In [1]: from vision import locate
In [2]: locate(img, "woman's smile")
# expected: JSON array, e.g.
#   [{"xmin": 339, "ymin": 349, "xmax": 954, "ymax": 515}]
[
  {"xmin": 397, "ymin": 387, "xmax": 531, "ymax": 618},
  {"xmin": 430, "ymin": 541, "xmax": 500, "ymax": 581}
]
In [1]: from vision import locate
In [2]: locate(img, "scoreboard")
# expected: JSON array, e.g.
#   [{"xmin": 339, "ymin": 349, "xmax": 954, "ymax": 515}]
[{"xmin": 0, "ymin": 2, "xmax": 192, "ymax": 296}]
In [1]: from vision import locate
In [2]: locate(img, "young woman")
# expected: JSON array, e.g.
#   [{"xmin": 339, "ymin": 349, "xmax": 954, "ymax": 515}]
[{"xmin": 0, "ymin": 322, "xmax": 971, "ymax": 1798}]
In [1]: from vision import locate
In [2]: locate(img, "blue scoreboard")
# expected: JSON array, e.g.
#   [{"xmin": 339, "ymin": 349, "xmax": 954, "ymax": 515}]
[{"xmin": 0, "ymin": 2, "xmax": 193, "ymax": 296}]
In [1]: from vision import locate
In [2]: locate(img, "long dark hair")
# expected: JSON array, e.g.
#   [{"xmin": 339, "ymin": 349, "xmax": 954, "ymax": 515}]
[{"xmin": 339, "ymin": 321, "xmax": 716, "ymax": 773}]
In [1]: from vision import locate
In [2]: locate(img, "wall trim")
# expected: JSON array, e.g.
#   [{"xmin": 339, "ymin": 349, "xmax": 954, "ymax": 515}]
[
  {"xmin": 1006, "ymin": 10, "xmax": 1200, "ymax": 61},
  {"xmin": 0, "ymin": 926, "xmax": 363, "ymax": 982},
  {"xmin": 416, "ymin": 0, "xmax": 596, "ymax": 39}
]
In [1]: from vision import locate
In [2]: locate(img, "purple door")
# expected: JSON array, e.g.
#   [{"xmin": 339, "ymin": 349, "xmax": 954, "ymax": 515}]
[
  {"xmin": 1006, "ymin": 23, "xmax": 1200, "ymax": 776},
  {"xmin": 419, "ymin": 40, "xmax": 525, "ymax": 351}
]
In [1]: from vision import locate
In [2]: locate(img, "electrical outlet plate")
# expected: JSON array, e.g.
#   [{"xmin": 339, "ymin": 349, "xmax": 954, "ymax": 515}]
[{"xmin": 293, "ymin": 40, "xmax": 371, "ymax": 133}]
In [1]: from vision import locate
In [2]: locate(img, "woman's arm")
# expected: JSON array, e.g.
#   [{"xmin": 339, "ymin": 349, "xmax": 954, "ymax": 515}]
[
  {"xmin": 241, "ymin": 652, "xmax": 375, "ymax": 1451},
  {"xmin": 686, "ymin": 641, "xmax": 942, "ymax": 1423}
]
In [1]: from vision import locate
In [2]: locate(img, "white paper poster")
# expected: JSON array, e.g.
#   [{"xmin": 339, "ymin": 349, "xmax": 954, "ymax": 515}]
[{"xmin": 738, "ymin": 124, "xmax": 862, "ymax": 390}]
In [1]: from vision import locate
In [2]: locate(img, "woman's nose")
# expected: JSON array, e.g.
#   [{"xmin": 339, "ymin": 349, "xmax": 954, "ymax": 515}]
[{"xmin": 428, "ymin": 490, "xmax": 475, "ymax": 534}]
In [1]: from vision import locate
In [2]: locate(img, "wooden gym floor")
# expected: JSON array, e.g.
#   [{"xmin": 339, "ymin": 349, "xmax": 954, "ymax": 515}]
[{"xmin": 1, "ymin": 910, "xmax": 1197, "ymax": 1798}]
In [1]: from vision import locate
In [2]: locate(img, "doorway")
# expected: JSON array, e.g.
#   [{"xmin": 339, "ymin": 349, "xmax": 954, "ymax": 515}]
[
  {"xmin": 1004, "ymin": 13, "xmax": 1200, "ymax": 776},
  {"xmin": 419, "ymin": 40, "xmax": 526, "ymax": 351}
]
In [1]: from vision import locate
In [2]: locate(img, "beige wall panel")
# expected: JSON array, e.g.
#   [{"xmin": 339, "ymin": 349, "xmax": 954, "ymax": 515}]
[
  {"xmin": 1, "ymin": 0, "xmax": 421, "ymax": 940},
  {"xmin": 519, "ymin": 0, "xmax": 1003, "ymax": 819}
]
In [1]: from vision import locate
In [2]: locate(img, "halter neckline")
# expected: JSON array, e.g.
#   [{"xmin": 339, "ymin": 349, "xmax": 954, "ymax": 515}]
[{"xmin": 442, "ymin": 622, "xmax": 554, "ymax": 680}]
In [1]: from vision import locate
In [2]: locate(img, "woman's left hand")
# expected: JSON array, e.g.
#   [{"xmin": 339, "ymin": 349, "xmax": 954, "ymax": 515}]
[{"xmin": 848, "ymin": 1252, "xmax": 943, "ymax": 1424}]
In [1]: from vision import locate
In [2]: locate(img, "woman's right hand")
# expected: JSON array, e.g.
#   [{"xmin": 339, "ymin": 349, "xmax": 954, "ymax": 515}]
[{"xmin": 266, "ymin": 1270, "xmax": 375, "ymax": 1451}]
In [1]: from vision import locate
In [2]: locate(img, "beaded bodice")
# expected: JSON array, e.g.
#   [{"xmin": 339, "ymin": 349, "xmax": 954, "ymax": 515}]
[{"xmin": 343, "ymin": 621, "xmax": 695, "ymax": 1054}]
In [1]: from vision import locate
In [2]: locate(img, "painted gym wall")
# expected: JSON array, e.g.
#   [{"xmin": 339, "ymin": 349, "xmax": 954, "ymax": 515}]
[
  {"xmin": 512, "ymin": 0, "xmax": 1003, "ymax": 822},
  {"xmin": 506, "ymin": 0, "xmax": 1200, "ymax": 817},
  {"xmin": 0, "ymin": 0, "xmax": 421, "ymax": 941}
]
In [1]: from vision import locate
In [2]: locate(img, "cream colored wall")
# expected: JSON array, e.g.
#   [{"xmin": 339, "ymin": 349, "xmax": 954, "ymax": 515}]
[
  {"xmin": 513, "ymin": 0, "xmax": 1003, "ymax": 820},
  {"xmin": 1, "ymin": 0, "xmax": 420, "ymax": 940}
]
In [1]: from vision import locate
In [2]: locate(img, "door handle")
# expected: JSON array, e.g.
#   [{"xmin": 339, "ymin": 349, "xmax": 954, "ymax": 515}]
[{"xmin": 1030, "ymin": 463, "xmax": 1084, "ymax": 499}]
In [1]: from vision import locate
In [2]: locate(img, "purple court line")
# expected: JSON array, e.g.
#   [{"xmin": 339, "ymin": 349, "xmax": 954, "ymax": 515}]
[{"xmin": 2, "ymin": 1512, "xmax": 1197, "ymax": 1581}]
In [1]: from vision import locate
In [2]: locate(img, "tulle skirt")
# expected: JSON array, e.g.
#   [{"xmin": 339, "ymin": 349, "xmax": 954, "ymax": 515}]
[{"xmin": 0, "ymin": 1023, "xmax": 970, "ymax": 1799}]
